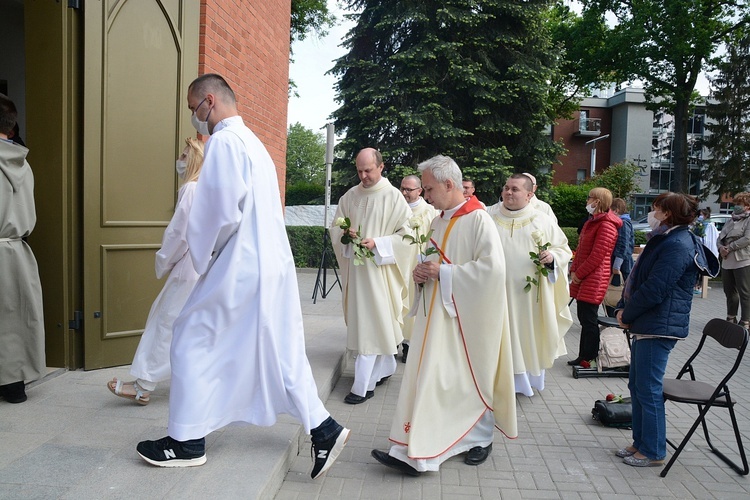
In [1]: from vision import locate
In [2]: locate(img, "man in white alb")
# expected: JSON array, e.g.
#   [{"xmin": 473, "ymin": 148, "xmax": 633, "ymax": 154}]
[
  {"xmin": 371, "ymin": 155, "xmax": 517, "ymax": 475},
  {"xmin": 487, "ymin": 174, "xmax": 572, "ymax": 396},
  {"xmin": 136, "ymin": 74, "xmax": 349, "ymax": 480},
  {"xmin": 399, "ymin": 174, "xmax": 437, "ymax": 363},
  {"xmin": 330, "ymin": 148, "xmax": 412, "ymax": 404}
]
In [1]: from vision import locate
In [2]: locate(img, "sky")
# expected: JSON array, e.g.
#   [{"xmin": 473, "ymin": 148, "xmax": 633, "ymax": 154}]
[
  {"xmin": 287, "ymin": 2, "xmax": 355, "ymax": 136},
  {"xmin": 286, "ymin": 1, "xmax": 712, "ymax": 138}
]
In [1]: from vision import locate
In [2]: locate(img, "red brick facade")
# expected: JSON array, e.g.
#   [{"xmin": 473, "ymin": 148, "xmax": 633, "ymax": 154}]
[
  {"xmin": 552, "ymin": 108, "xmax": 612, "ymax": 185},
  {"xmin": 199, "ymin": 0, "xmax": 291, "ymax": 196}
]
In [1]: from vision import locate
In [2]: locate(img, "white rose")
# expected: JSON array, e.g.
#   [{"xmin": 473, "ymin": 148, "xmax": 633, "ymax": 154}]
[
  {"xmin": 334, "ymin": 217, "xmax": 346, "ymax": 227},
  {"xmin": 531, "ymin": 230, "xmax": 544, "ymax": 246},
  {"xmin": 409, "ymin": 216, "xmax": 421, "ymax": 229}
]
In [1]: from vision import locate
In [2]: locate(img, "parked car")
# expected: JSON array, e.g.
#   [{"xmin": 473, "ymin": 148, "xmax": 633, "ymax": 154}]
[{"xmin": 632, "ymin": 213, "xmax": 731, "ymax": 233}]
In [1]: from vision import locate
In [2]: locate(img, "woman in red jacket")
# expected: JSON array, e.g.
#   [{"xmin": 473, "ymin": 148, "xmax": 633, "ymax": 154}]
[{"xmin": 568, "ymin": 187, "xmax": 622, "ymax": 366}]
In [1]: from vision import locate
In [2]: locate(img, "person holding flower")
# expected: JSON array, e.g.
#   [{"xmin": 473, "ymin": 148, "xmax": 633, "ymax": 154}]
[
  {"xmin": 398, "ymin": 175, "xmax": 437, "ymax": 363},
  {"xmin": 371, "ymin": 154, "xmax": 516, "ymax": 475},
  {"xmin": 487, "ymin": 174, "xmax": 573, "ymax": 396},
  {"xmin": 330, "ymin": 148, "xmax": 412, "ymax": 404},
  {"xmin": 567, "ymin": 187, "xmax": 621, "ymax": 366}
]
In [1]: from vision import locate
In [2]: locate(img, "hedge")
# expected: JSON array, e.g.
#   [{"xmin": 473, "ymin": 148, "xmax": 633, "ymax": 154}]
[{"xmin": 287, "ymin": 226, "xmax": 335, "ymax": 268}]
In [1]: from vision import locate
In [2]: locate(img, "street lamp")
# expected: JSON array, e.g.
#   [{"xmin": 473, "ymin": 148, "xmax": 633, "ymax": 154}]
[{"xmin": 585, "ymin": 134, "xmax": 610, "ymax": 179}]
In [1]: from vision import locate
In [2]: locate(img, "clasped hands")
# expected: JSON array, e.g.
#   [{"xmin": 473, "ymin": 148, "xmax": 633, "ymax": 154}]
[{"xmin": 413, "ymin": 261, "xmax": 440, "ymax": 284}]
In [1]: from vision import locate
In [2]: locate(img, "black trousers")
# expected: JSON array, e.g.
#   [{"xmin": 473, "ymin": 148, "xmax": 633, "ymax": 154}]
[{"xmin": 576, "ymin": 300, "xmax": 600, "ymax": 361}]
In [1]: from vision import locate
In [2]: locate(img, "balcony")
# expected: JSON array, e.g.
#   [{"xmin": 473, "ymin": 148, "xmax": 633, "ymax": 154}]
[{"xmin": 574, "ymin": 117, "xmax": 602, "ymax": 137}]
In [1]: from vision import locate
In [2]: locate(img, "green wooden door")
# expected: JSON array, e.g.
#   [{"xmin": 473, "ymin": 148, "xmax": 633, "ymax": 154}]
[{"xmin": 82, "ymin": 0, "xmax": 199, "ymax": 369}]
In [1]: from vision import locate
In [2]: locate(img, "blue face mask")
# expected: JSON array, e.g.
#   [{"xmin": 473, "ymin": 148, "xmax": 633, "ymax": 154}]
[{"xmin": 733, "ymin": 205, "xmax": 746, "ymax": 215}]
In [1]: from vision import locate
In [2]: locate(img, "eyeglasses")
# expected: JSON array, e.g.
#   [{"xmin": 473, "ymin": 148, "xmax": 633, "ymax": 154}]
[{"xmin": 401, "ymin": 187, "xmax": 420, "ymax": 193}]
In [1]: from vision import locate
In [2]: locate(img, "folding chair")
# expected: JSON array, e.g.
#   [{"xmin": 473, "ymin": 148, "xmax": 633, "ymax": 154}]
[{"xmin": 660, "ymin": 318, "xmax": 749, "ymax": 477}]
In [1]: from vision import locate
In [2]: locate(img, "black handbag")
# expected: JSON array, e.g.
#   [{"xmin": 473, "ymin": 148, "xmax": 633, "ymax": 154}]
[{"xmin": 591, "ymin": 397, "xmax": 632, "ymax": 428}]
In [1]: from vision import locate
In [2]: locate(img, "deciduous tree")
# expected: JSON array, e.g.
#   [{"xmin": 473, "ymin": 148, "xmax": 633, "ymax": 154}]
[
  {"xmin": 703, "ymin": 31, "xmax": 750, "ymax": 199},
  {"xmin": 580, "ymin": 0, "xmax": 749, "ymax": 194}
]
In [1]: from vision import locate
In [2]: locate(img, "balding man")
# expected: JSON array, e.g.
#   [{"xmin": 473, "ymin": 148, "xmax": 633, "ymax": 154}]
[
  {"xmin": 487, "ymin": 174, "xmax": 572, "ymax": 396},
  {"xmin": 136, "ymin": 74, "xmax": 349, "ymax": 479},
  {"xmin": 330, "ymin": 149, "xmax": 412, "ymax": 404},
  {"xmin": 521, "ymin": 173, "xmax": 557, "ymax": 223},
  {"xmin": 399, "ymin": 174, "xmax": 437, "ymax": 362}
]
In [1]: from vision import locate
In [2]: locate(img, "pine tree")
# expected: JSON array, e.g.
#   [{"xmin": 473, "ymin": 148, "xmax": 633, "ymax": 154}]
[
  {"xmin": 703, "ymin": 32, "xmax": 750, "ymax": 200},
  {"xmin": 329, "ymin": 0, "xmax": 563, "ymax": 201}
]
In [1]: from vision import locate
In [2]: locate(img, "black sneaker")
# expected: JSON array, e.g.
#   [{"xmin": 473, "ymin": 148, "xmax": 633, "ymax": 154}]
[
  {"xmin": 310, "ymin": 426, "xmax": 350, "ymax": 479},
  {"xmin": 136, "ymin": 436, "xmax": 206, "ymax": 467}
]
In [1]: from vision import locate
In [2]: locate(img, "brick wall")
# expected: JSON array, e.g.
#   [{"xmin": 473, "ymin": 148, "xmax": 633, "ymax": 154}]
[
  {"xmin": 199, "ymin": 0, "xmax": 291, "ymax": 198},
  {"xmin": 553, "ymin": 108, "xmax": 612, "ymax": 185}
]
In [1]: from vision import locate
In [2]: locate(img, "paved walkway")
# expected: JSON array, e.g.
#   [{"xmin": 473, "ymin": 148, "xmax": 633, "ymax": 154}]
[{"xmin": 1, "ymin": 272, "xmax": 748, "ymax": 499}]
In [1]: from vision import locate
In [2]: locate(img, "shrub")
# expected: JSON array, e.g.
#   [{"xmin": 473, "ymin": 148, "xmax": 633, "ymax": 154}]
[
  {"xmin": 562, "ymin": 227, "xmax": 579, "ymax": 251},
  {"xmin": 549, "ymin": 182, "xmax": 593, "ymax": 227},
  {"xmin": 286, "ymin": 181, "xmax": 325, "ymax": 206},
  {"xmin": 286, "ymin": 226, "xmax": 335, "ymax": 268}
]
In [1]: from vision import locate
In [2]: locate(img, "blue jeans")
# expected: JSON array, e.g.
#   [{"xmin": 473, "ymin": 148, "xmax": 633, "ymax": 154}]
[{"xmin": 629, "ymin": 337, "xmax": 677, "ymax": 460}]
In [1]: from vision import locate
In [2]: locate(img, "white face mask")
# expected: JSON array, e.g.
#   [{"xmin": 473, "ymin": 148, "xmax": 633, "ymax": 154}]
[
  {"xmin": 191, "ymin": 112, "xmax": 210, "ymax": 136},
  {"xmin": 585, "ymin": 203, "xmax": 596, "ymax": 215},
  {"xmin": 191, "ymin": 98, "xmax": 211, "ymax": 136},
  {"xmin": 175, "ymin": 159, "xmax": 187, "ymax": 179},
  {"xmin": 647, "ymin": 211, "xmax": 663, "ymax": 230}
]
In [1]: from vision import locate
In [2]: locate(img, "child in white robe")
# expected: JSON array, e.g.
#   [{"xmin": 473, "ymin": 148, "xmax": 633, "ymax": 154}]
[{"xmin": 107, "ymin": 138, "xmax": 204, "ymax": 405}]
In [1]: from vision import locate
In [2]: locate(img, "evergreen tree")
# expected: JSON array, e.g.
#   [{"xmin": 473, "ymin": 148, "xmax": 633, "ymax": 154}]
[
  {"xmin": 329, "ymin": 0, "xmax": 563, "ymax": 201},
  {"xmin": 703, "ymin": 32, "xmax": 750, "ymax": 200}
]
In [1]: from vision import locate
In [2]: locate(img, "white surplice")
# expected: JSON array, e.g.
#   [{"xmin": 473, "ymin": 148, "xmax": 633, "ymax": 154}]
[
  {"xmin": 486, "ymin": 202, "xmax": 573, "ymax": 396},
  {"xmin": 388, "ymin": 199, "xmax": 517, "ymax": 469},
  {"xmin": 330, "ymin": 178, "xmax": 412, "ymax": 355},
  {"xmin": 531, "ymin": 194, "xmax": 557, "ymax": 223},
  {"xmin": 168, "ymin": 116, "xmax": 328, "ymax": 441},
  {"xmin": 402, "ymin": 198, "xmax": 437, "ymax": 341},
  {"xmin": 130, "ymin": 182, "xmax": 200, "ymax": 385}
]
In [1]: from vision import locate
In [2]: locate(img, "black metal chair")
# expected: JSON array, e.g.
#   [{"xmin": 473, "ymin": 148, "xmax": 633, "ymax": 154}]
[{"xmin": 661, "ymin": 318, "xmax": 749, "ymax": 477}]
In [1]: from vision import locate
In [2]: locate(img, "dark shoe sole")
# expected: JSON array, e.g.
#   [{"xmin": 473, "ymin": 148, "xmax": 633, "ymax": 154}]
[
  {"xmin": 464, "ymin": 443, "xmax": 492, "ymax": 465},
  {"xmin": 344, "ymin": 391, "xmax": 374, "ymax": 404},
  {"xmin": 567, "ymin": 358, "xmax": 584, "ymax": 366},
  {"xmin": 371, "ymin": 449, "xmax": 420, "ymax": 476},
  {"xmin": 376, "ymin": 376, "xmax": 391, "ymax": 386}
]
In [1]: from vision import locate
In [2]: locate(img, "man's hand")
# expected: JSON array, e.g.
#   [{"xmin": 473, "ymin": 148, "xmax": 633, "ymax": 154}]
[
  {"xmin": 720, "ymin": 245, "xmax": 730, "ymax": 258},
  {"xmin": 571, "ymin": 271, "xmax": 581, "ymax": 285},
  {"xmin": 538, "ymin": 250, "xmax": 553, "ymax": 266},
  {"xmin": 413, "ymin": 261, "xmax": 440, "ymax": 284},
  {"xmin": 346, "ymin": 228, "xmax": 358, "ymax": 239},
  {"xmin": 360, "ymin": 238, "xmax": 376, "ymax": 250}
]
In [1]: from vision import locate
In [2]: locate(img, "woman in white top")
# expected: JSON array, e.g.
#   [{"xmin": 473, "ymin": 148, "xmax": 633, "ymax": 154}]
[{"xmin": 107, "ymin": 138, "xmax": 204, "ymax": 404}]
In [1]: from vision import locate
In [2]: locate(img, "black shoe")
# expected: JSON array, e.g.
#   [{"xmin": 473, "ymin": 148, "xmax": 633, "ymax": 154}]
[
  {"xmin": 344, "ymin": 390, "xmax": 374, "ymax": 404},
  {"xmin": 136, "ymin": 436, "xmax": 206, "ymax": 467},
  {"xmin": 376, "ymin": 375, "xmax": 391, "ymax": 386},
  {"xmin": 310, "ymin": 426, "xmax": 350, "ymax": 479},
  {"xmin": 567, "ymin": 357, "xmax": 584, "ymax": 366},
  {"xmin": 0, "ymin": 381, "xmax": 27, "ymax": 403},
  {"xmin": 464, "ymin": 443, "xmax": 492, "ymax": 465},
  {"xmin": 371, "ymin": 449, "xmax": 420, "ymax": 476},
  {"xmin": 401, "ymin": 344, "xmax": 409, "ymax": 363}
]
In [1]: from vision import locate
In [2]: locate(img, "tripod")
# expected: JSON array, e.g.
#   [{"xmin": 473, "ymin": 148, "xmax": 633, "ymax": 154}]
[{"xmin": 312, "ymin": 228, "xmax": 341, "ymax": 303}]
